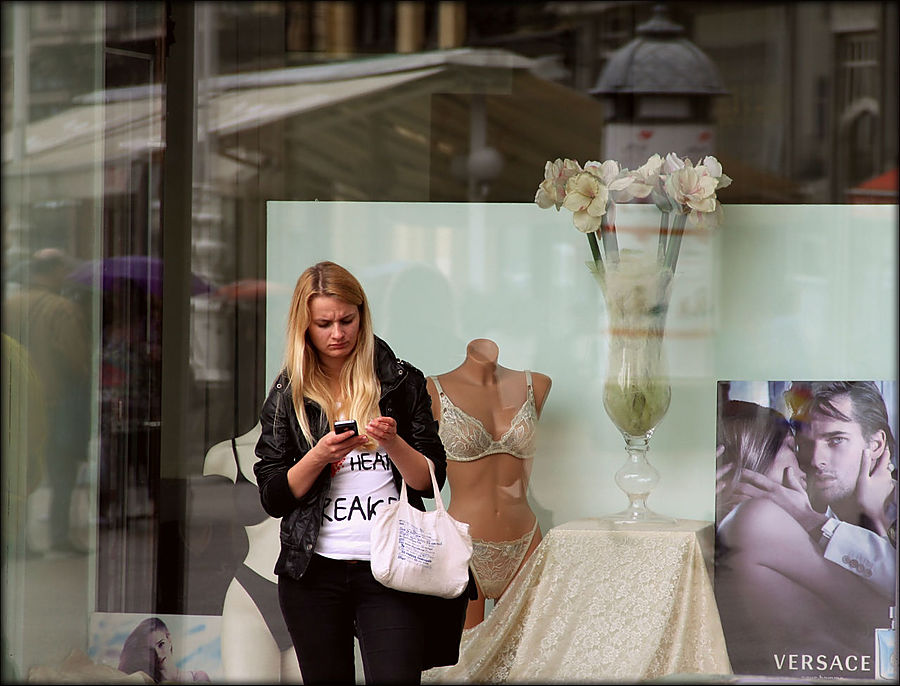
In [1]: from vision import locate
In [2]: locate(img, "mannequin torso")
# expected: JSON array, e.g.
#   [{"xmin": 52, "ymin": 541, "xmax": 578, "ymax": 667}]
[
  {"xmin": 426, "ymin": 339, "xmax": 551, "ymax": 625},
  {"xmin": 203, "ymin": 424, "xmax": 301, "ymax": 682}
]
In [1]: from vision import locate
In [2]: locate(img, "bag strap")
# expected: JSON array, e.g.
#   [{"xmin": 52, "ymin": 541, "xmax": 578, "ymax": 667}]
[{"xmin": 399, "ymin": 457, "xmax": 445, "ymax": 512}]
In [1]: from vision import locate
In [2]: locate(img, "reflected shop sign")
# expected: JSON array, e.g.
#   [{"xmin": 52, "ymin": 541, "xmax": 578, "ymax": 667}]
[{"xmin": 603, "ymin": 123, "xmax": 715, "ymax": 171}]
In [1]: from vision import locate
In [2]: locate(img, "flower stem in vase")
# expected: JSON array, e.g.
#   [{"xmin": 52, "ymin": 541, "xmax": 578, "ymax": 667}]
[
  {"xmin": 657, "ymin": 211, "xmax": 669, "ymax": 266},
  {"xmin": 600, "ymin": 209, "xmax": 619, "ymax": 265},
  {"xmin": 663, "ymin": 212, "xmax": 688, "ymax": 273},
  {"xmin": 587, "ymin": 230, "xmax": 602, "ymax": 265},
  {"xmin": 586, "ymin": 232, "xmax": 606, "ymax": 290}
]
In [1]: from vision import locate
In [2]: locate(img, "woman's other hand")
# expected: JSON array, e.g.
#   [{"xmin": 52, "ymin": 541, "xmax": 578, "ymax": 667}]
[
  {"xmin": 735, "ymin": 468, "xmax": 827, "ymax": 535},
  {"xmin": 856, "ymin": 447, "xmax": 894, "ymax": 537},
  {"xmin": 364, "ymin": 416, "xmax": 400, "ymax": 450},
  {"xmin": 365, "ymin": 416, "xmax": 431, "ymax": 490}
]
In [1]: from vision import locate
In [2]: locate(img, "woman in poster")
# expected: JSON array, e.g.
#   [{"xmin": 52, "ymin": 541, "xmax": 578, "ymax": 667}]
[{"xmin": 117, "ymin": 617, "xmax": 210, "ymax": 683}]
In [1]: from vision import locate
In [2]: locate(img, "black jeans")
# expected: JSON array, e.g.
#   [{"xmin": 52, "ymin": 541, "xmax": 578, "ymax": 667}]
[{"xmin": 279, "ymin": 554, "xmax": 424, "ymax": 684}]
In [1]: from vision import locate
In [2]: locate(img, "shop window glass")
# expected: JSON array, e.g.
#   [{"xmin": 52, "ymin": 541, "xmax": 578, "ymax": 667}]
[{"xmin": 3, "ymin": 2, "xmax": 897, "ymax": 682}]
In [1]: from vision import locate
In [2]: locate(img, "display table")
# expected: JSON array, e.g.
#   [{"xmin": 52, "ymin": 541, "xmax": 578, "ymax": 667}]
[{"xmin": 424, "ymin": 518, "xmax": 732, "ymax": 683}]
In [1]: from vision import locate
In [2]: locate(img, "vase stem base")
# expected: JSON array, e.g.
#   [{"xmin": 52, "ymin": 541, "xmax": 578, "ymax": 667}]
[{"xmin": 599, "ymin": 503, "xmax": 677, "ymax": 527}]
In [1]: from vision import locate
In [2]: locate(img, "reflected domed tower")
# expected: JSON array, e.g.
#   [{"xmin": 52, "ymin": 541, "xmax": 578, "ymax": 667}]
[{"xmin": 591, "ymin": 4, "xmax": 728, "ymax": 166}]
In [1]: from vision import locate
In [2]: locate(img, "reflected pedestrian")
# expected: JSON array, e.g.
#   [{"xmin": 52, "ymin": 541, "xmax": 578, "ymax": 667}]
[{"xmin": 3, "ymin": 248, "xmax": 90, "ymax": 554}]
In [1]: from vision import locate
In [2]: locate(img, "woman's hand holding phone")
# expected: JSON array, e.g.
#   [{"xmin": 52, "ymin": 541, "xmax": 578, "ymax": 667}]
[{"xmin": 313, "ymin": 420, "xmax": 366, "ymax": 471}]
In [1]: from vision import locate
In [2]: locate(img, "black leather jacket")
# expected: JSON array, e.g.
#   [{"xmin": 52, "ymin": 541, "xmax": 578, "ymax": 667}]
[{"xmin": 254, "ymin": 336, "xmax": 447, "ymax": 580}]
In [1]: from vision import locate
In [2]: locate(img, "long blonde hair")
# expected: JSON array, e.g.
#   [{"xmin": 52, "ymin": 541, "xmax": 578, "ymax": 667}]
[{"xmin": 284, "ymin": 261, "xmax": 381, "ymax": 446}]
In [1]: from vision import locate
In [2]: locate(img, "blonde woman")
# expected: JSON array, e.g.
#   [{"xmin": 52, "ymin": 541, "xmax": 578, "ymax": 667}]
[{"xmin": 254, "ymin": 261, "xmax": 451, "ymax": 684}]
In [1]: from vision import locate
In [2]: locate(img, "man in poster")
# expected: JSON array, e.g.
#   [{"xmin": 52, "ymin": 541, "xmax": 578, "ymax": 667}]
[
  {"xmin": 715, "ymin": 380, "xmax": 897, "ymax": 680},
  {"xmin": 740, "ymin": 382, "xmax": 896, "ymax": 594}
]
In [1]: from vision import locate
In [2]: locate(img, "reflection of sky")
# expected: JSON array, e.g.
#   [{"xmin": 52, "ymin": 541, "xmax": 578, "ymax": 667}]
[{"xmin": 89, "ymin": 612, "xmax": 222, "ymax": 680}]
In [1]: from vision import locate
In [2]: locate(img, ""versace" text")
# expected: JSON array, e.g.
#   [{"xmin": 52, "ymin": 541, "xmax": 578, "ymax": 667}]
[{"xmin": 773, "ymin": 653, "xmax": 871, "ymax": 672}]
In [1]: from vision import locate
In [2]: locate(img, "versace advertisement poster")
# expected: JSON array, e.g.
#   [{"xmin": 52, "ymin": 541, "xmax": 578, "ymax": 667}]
[
  {"xmin": 714, "ymin": 380, "xmax": 898, "ymax": 680},
  {"xmin": 89, "ymin": 613, "xmax": 222, "ymax": 682}
]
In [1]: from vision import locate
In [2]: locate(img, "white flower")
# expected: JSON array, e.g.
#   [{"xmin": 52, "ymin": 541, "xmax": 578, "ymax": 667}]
[
  {"xmin": 562, "ymin": 171, "xmax": 609, "ymax": 232},
  {"xmin": 535, "ymin": 158, "xmax": 582, "ymax": 210},
  {"xmin": 662, "ymin": 152, "xmax": 685, "ymax": 173},
  {"xmin": 699, "ymin": 155, "xmax": 732, "ymax": 190},
  {"xmin": 534, "ymin": 152, "xmax": 729, "ymax": 276},
  {"xmin": 667, "ymin": 166, "xmax": 718, "ymax": 210},
  {"xmin": 651, "ymin": 153, "xmax": 691, "ymax": 212},
  {"xmin": 665, "ymin": 164, "xmax": 721, "ymax": 227},
  {"xmin": 584, "ymin": 159, "xmax": 633, "ymax": 202},
  {"xmin": 619, "ymin": 153, "xmax": 663, "ymax": 201}
]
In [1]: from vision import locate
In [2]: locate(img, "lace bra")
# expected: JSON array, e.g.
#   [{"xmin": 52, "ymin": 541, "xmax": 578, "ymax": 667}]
[{"xmin": 430, "ymin": 371, "xmax": 537, "ymax": 462}]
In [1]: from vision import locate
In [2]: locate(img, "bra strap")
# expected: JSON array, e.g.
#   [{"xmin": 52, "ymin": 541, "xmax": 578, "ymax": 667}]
[
  {"xmin": 524, "ymin": 370, "xmax": 533, "ymax": 392},
  {"xmin": 430, "ymin": 375, "xmax": 445, "ymax": 395}
]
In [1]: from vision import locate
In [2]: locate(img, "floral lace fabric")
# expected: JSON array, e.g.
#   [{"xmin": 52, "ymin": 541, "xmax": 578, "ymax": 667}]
[
  {"xmin": 430, "ymin": 373, "xmax": 536, "ymax": 462},
  {"xmin": 424, "ymin": 519, "xmax": 732, "ymax": 683},
  {"xmin": 470, "ymin": 521, "xmax": 538, "ymax": 599}
]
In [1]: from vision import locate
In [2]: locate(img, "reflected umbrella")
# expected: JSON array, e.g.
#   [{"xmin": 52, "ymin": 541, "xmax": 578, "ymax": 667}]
[{"xmin": 66, "ymin": 255, "xmax": 212, "ymax": 296}]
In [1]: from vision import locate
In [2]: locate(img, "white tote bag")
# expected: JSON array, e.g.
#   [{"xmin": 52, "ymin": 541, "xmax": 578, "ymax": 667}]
[{"xmin": 370, "ymin": 458, "xmax": 473, "ymax": 599}]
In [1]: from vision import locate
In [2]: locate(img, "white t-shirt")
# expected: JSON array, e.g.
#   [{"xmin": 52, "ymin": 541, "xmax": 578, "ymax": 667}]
[{"xmin": 315, "ymin": 446, "xmax": 400, "ymax": 560}]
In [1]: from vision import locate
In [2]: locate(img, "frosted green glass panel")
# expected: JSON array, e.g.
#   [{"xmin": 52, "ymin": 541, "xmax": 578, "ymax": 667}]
[
  {"xmin": 716, "ymin": 204, "xmax": 897, "ymax": 380},
  {"xmin": 266, "ymin": 202, "xmax": 896, "ymax": 524}
]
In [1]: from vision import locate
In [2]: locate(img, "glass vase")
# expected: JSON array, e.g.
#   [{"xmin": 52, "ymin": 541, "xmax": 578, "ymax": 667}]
[{"xmin": 598, "ymin": 253, "xmax": 676, "ymax": 525}]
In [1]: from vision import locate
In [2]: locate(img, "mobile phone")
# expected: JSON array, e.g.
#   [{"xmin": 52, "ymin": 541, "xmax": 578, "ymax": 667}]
[{"xmin": 333, "ymin": 419, "xmax": 358, "ymax": 437}]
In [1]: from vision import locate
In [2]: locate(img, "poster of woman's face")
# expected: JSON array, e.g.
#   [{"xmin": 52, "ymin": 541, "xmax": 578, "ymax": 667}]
[
  {"xmin": 714, "ymin": 380, "xmax": 897, "ymax": 681},
  {"xmin": 89, "ymin": 612, "xmax": 221, "ymax": 682}
]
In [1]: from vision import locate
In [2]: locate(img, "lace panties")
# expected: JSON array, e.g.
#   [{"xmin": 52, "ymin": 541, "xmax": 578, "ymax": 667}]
[{"xmin": 469, "ymin": 520, "xmax": 538, "ymax": 600}]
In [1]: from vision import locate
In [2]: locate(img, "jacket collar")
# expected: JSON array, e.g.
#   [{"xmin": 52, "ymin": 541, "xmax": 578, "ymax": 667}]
[{"xmin": 374, "ymin": 336, "xmax": 406, "ymax": 396}]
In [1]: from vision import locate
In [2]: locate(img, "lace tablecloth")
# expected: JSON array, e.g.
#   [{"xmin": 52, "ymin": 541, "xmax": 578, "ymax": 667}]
[{"xmin": 425, "ymin": 518, "xmax": 732, "ymax": 683}]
